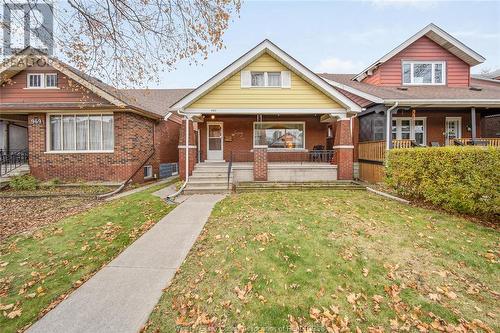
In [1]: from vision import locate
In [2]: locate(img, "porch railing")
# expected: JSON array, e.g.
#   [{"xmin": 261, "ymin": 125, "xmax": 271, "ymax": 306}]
[
  {"xmin": 268, "ymin": 150, "xmax": 334, "ymax": 163},
  {"xmin": 392, "ymin": 139, "xmax": 417, "ymax": 148},
  {"xmin": 1, "ymin": 148, "xmax": 29, "ymax": 177},
  {"xmin": 453, "ymin": 138, "xmax": 500, "ymax": 147}
]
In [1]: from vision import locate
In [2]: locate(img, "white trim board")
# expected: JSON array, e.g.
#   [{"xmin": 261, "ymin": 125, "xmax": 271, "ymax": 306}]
[
  {"xmin": 353, "ymin": 23, "xmax": 485, "ymax": 82},
  {"xmin": 184, "ymin": 108, "xmax": 348, "ymax": 115},
  {"xmin": 170, "ymin": 40, "xmax": 361, "ymax": 112}
]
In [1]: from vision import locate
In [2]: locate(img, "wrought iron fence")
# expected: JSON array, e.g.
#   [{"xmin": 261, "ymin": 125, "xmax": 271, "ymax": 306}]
[{"xmin": 0, "ymin": 148, "xmax": 29, "ymax": 176}]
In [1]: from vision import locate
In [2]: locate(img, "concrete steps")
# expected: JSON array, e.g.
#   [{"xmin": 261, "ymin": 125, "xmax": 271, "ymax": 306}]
[
  {"xmin": 1, "ymin": 164, "xmax": 30, "ymax": 185},
  {"xmin": 184, "ymin": 163, "xmax": 232, "ymax": 194},
  {"xmin": 235, "ymin": 181, "xmax": 366, "ymax": 193}
]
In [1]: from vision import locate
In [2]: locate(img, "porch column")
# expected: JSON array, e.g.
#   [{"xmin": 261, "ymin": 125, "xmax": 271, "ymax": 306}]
[
  {"xmin": 178, "ymin": 118, "xmax": 196, "ymax": 181},
  {"xmin": 471, "ymin": 107, "xmax": 477, "ymax": 141},
  {"xmin": 253, "ymin": 145, "xmax": 268, "ymax": 181},
  {"xmin": 333, "ymin": 118, "xmax": 354, "ymax": 180}
]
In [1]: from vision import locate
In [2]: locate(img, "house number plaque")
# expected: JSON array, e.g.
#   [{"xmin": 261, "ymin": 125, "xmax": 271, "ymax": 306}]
[{"xmin": 31, "ymin": 117, "xmax": 43, "ymax": 126}]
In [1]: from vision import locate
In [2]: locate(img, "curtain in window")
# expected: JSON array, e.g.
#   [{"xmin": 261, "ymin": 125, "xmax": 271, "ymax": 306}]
[
  {"xmin": 251, "ymin": 73, "xmax": 265, "ymax": 87},
  {"xmin": 102, "ymin": 115, "xmax": 114, "ymax": 150},
  {"xmin": 89, "ymin": 115, "xmax": 102, "ymax": 150},
  {"xmin": 50, "ymin": 116, "xmax": 62, "ymax": 150},
  {"xmin": 267, "ymin": 72, "xmax": 281, "ymax": 87},
  {"xmin": 63, "ymin": 115, "xmax": 75, "ymax": 150},
  {"xmin": 76, "ymin": 115, "xmax": 88, "ymax": 150}
]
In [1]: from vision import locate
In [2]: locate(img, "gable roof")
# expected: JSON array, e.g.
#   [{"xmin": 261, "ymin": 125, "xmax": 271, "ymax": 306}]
[
  {"xmin": 170, "ymin": 39, "xmax": 361, "ymax": 112},
  {"xmin": 0, "ymin": 47, "xmax": 190, "ymax": 120},
  {"xmin": 319, "ymin": 73, "xmax": 500, "ymax": 107},
  {"xmin": 353, "ymin": 23, "xmax": 486, "ymax": 82}
]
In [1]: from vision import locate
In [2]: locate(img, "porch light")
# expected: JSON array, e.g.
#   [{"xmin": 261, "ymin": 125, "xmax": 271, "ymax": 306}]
[{"xmin": 210, "ymin": 115, "xmax": 215, "ymax": 120}]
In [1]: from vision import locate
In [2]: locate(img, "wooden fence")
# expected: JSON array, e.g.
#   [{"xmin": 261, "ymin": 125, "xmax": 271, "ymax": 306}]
[
  {"xmin": 454, "ymin": 138, "xmax": 500, "ymax": 147},
  {"xmin": 358, "ymin": 141, "xmax": 386, "ymax": 183}
]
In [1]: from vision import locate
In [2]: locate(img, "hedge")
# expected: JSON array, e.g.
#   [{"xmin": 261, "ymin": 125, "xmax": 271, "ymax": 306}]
[{"xmin": 386, "ymin": 146, "xmax": 500, "ymax": 218}]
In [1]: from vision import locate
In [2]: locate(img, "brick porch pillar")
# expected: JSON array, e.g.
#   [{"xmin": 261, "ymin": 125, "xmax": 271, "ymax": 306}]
[
  {"xmin": 178, "ymin": 119, "xmax": 196, "ymax": 181},
  {"xmin": 333, "ymin": 118, "xmax": 354, "ymax": 180},
  {"xmin": 253, "ymin": 146, "xmax": 268, "ymax": 181}
]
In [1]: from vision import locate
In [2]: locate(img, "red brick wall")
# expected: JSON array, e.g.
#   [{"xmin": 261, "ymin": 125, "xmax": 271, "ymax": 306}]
[
  {"xmin": 362, "ymin": 36, "xmax": 471, "ymax": 87},
  {"xmin": 198, "ymin": 115, "xmax": 329, "ymax": 161},
  {"xmin": 28, "ymin": 112, "xmax": 178, "ymax": 183},
  {"xmin": 253, "ymin": 147, "xmax": 268, "ymax": 181},
  {"xmin": 393, "ymin": 109, "xmax": 481, "ymax": 146}
]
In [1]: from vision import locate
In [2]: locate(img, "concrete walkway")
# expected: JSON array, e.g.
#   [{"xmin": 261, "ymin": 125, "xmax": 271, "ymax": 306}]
[{"xmin": 28, "ymin": 193, "xmax": 226, "ymax": 333}]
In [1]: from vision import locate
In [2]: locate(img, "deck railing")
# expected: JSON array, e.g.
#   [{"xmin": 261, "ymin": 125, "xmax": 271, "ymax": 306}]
[
  {"xmin": 453, "ymin": 138, "xmax": 500, "ymax": 147},
  {"xmin": 392, "ymin": 139, "xmax": 416, "ymax": 148}
]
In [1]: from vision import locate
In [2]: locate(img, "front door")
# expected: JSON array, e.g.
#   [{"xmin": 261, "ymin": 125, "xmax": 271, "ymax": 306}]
[
  {"xmin": 445, "ymin": 117, "xmax": 461, "ymax": 145},
  {"xmin": 207, "ymin": 122, "xmax": 223, "ymax": 161}
]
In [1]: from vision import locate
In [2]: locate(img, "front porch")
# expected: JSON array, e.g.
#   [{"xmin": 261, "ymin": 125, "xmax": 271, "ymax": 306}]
[{"xmin": 179, "ymin": 113, "xmax": 357, "ymax": 192}]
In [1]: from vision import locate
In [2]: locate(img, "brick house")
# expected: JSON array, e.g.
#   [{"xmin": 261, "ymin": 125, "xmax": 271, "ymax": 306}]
[{"xmin": 1, "ymin": 47, "xmax": 189, "ymax": 183}]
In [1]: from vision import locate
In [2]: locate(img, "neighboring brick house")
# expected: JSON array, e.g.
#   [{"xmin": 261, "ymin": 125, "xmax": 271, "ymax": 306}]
[{"xmin": 1, "ymin": 47, "xmax": 190, "ymax": 183}]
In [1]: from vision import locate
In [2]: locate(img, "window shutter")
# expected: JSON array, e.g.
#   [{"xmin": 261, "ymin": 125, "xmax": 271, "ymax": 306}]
[
  {"xmin": 241, "ymin": 71, "xmax": 251, "ymax": 88},
  {"xmin": 281, "ymin": 71, "xmax": 291, "ymax": 88}
]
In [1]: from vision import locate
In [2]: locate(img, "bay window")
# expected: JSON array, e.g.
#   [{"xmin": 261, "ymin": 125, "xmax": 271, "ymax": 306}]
[
  {"xmin": 392, "ymin": 118, "xmax": 427, "ymax": 146},
  {"xmin": 254, "ymin": 122, "xmax": 305, "ymax": 149},
  {"xmin": 48, "ymin": 114, "xmax": 114, "ymax": 152},
  {"xmin": 402, "ymin": 61, "xmax": 445, "ymax": 85}
]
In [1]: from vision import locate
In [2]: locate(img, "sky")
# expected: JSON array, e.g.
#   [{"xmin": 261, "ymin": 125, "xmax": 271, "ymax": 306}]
[{"xmin": 156, "ymin": 0, "xmax": 500, "ymax": 89}]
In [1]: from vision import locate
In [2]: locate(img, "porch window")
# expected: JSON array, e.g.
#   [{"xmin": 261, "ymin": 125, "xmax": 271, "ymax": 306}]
[
  {"xmin": 253, "ymin": 122, "xmax": 305, "ymax": 149},
  {"xmin": 402, "ymin": 61, "xmax": 445, "ymax": 85},
  {"xmin": 48, "ymin": 114, "xmax": 114, "ymax": 152},
  {"xmin": 392, "ymin": 118, "xmax": 427, "ymax": 146}
]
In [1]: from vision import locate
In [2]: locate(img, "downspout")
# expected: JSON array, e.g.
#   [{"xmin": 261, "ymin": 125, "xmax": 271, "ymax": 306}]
[
  {"xmin": 167, "ymin": 110, "xmax": 190, "ymax": 201},
  {"xmin": 386, "ymin": 102, "xmax": 399, "ymax": 150}
]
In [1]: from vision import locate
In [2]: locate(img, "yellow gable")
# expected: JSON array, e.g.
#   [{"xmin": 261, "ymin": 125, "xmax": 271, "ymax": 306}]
[{"xmin": 189, "ymin": 53, "xmax": 342, "ymax": 109}]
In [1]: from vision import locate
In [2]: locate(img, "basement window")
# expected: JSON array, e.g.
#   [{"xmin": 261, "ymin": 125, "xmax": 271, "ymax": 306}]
[{"xmin": 144, "ymin": 165, "xmax": 153, "ymax": 179}]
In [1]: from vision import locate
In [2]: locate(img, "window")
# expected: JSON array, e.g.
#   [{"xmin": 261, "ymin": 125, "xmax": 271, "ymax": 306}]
[
  {"xmin": 27, "ymin": 73, "xmax": 58, "ymax": 88},
  {"xmin": 372, "ymin": 119, "xmax": 385, "ymax": 141},
  {"xmin": 392, "ymin": 118, "xmax": 427, "ymax": 146},
  {"xmin": 402, "ymin": 61, "xmax": 445, "ymax": 85},
  {"xmin": 251, "ymin": 72, "xmax": 281, "ymax": 87},
  {"xmin": 144, "ymin": 165, "xmax": 153, "ymax": 179},
  {"xmin": 48, "ymin": 114, "xmax": 114, "ymax": 152},
  {"xmin": 28, "ymin": 74, "xmax": 42, "ymax": 88},
  {"xmin": 253, "ymin": 122, "xmax": 305, "ymax": 149},
  {"xmin": 251, "ymin": 72, "xmax": 265, "ymax": 87},
  {"xmin": 267, "ymin": 72, "xmax": 281, "ymax": 87},
  {"xmin": 45, "ymin": 74, "xmax": 58, "ymax": 87}
]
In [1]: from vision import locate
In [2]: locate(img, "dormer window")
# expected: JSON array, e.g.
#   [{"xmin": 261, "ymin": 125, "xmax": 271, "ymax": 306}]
[
  {"xmin": 402, "ymin": 61, "xmax": 445, "ymax": 85},
  {"xmin": 27, "ymin": 73, "xmax": 58, "ymax": 88}
]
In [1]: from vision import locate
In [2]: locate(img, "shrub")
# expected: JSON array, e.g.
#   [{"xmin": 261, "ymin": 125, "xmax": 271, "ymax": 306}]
[
  {"xmin": 386, "ymin": 147, "xmax": 500, "ymax": 218},
  {"xmin": 9, "ymin": 175, "xmax": 39, "ymax": 191}
]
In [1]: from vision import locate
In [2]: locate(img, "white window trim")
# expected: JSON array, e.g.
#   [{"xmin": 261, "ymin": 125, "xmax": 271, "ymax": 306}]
[
  {"xmin": 402, "ymin": 61, "xmax": 446, "ymax": 86},
  {"xmin": 45, "ymin": 112, "xmax": 114, "ymax": 153},
  {"xmin": 144, "ymin": 165, "xmax": 153, "ymax": 179},
  {"xmin": 25, "ymin": 73, "xmax": 60, "ymax": 89},
  {"xmin": 392, "ymin": 117, "xmax": 427, "ymax": 146},
  {"xmin": 250, "ymin": 71, "xmax": 282, "ymax": 88},
  {"xmin": 253, "ymin": 121, "xmax": 306, "ymax": 149}
]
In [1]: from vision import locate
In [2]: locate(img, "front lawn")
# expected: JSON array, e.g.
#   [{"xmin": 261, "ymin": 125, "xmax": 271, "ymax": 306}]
[
  {"xmin": 146, "ymin": 190, "xmax": 499, "ymax": 332},
  {"xmin": 0, "ymin": 182, "xmax": 175, "ymax": 333}
]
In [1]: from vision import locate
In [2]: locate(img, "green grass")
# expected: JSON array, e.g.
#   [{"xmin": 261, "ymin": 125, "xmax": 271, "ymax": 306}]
[
  {"xmin": 0, "ymin": 182, "xmax": 176, "ymax": 332},
  {"xmin": 145, "ymin": 190, "xmax": 499, "ymax": 332}
]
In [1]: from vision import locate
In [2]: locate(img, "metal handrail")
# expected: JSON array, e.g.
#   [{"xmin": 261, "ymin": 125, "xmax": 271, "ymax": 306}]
[
  {"xmin": 227, "ymin": 151, "xmax": 233, "ymax": 188},
  {"xmin": 1, "ymin": 148, "xmax": 29, "ymax": 176}
]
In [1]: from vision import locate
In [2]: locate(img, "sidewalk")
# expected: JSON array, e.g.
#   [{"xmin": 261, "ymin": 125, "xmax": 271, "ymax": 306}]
[{"xmin": 28, "ymin": 193, "xmax": 226, "ymax": 333}]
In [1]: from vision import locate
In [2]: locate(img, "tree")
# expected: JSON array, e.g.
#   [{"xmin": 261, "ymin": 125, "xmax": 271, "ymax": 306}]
[{"xmin": 1, "ymin": 0, "xmax": 241, "ymax": 86}]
